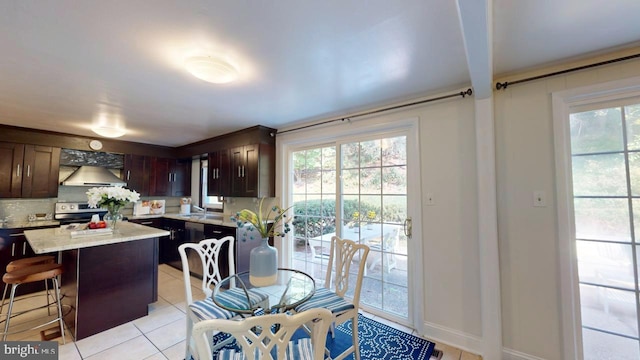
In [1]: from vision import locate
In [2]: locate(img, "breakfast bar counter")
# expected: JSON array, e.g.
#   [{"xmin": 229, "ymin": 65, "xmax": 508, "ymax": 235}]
[{"xmin": 24, "ymin": 222, "xmax": 170, "ymax": 340}]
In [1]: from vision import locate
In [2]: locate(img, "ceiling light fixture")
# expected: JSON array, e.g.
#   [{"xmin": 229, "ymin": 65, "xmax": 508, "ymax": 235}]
[
  {"xmin": 92, "ymin": 126, "xmax": 126, "ymax": 138},
  {"xmin": 185, "ymin": 55, "xmax": 238, "ymax": 84}
]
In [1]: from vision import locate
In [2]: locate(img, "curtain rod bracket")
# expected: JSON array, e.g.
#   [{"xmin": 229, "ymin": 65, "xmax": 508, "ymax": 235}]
[
  {"xmin": 461, "ymin": 88, "xmax": 473, "ymax": 97},
  {"xmin": 496, "ymin": 82, "xmax": 508, "ymax": 90}
]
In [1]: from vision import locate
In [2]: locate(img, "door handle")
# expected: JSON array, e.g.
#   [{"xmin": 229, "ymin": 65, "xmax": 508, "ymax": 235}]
[{"xmin": 403, "ymin": 218, "xmax": 412, "ymax": 238}]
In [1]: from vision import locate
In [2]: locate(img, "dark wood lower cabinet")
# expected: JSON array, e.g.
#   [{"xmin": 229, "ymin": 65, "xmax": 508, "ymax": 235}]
[{"xmin": 60, "ymin": 237, "xmax": 159, "ymax": 340}]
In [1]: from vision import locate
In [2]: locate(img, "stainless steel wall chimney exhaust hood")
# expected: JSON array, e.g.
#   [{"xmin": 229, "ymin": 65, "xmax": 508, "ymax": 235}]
[{"xmin": 61, "ymin": 166, "xmax": 127, "ymax": 186}]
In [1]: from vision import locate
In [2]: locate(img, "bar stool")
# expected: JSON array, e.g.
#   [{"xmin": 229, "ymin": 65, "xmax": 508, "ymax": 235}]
[
  {"xmin": 0, "ymin": 263, "xmax": 65, "ymax": 343},
  {"xmin": 1, "ymin": 256, "xmax": 56, "ymax": 315}
]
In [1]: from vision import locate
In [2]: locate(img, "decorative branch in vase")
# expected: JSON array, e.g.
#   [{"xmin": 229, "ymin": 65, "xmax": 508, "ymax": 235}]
[
  {"xmin": 231, "ymin": 198, "xmax": 292, "ymax": 286},
  {"xmin": 86, "ymin": 186, "xmax": 140, "ymax": 230}
]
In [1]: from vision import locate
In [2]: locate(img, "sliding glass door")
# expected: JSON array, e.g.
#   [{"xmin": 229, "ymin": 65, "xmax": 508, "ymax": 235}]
[{"xmin": 290, "ymin": 132, "xmax": 410, "ymax": 321}]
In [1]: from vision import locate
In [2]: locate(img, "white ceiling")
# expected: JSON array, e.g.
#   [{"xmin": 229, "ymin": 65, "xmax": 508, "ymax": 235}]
[{"xmin": 1, "ymin": 0, "xmax": 639, "ymax": 147}]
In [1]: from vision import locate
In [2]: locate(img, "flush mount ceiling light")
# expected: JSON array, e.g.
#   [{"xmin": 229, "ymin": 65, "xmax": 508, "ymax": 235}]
[
  {"xmin": 92, "ymin": 126, "xmax": 126, "ymax": 138},
  {"xmin": 185, "ymin": 55, "xmax": 238, "ymax": 84}
]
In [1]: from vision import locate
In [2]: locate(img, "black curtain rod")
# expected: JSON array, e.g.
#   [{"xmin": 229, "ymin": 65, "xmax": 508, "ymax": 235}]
[
  {"xmin": 275, "ymin": 88, "xmax": 473, "ymax": 136},
  {"xmin": 496, "ymin": 53, "xmax": 640, "ymax": 90}
]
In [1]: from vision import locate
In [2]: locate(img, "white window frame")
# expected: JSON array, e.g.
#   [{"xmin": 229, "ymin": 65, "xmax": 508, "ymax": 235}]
[{"xmin": 553, "ymin": 75, "xmax": 640, "ymax": 360}]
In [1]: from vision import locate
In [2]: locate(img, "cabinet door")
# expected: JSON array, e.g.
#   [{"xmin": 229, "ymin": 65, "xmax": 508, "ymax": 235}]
[
  {"xmin": 0, "ymin": 142, "xmax": 24, "ymax": 198},
  {"xmin": 171, "ymin": 159, "xmax": 191, "ymax": 197},
  {"xmin": 0, "ymin": 229, "xmax": 50, "ymax": 296},
  {"xmin": 229, "ymin": 146, "xmax": 244, "ymax": 196},
  {"xmin": 21, "ymin": 145, "xmax": 60, "ymax": 198},
  {"xmin": 204, "ymin": 224, "xmax": 236, "ymax": 278},
  {"xmin": 242, "ymin": 144, "xmax": 259, "ymax": 197},
  {"xmin": 207, "ymin": 149, "xmax": 230, "ymax": 196},
  {"xmin": 150, "ymin": 157, "xmax": 172, "ymax": 196},
  {"xmin": 124, "ymin": 154, "xmax": 150, "ymax": 196}
]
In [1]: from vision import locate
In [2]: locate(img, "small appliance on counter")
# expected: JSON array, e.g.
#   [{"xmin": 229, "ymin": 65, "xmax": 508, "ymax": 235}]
[{"xmin": 180, "ymin": 198, "xmax": 192, "ymax": 215}]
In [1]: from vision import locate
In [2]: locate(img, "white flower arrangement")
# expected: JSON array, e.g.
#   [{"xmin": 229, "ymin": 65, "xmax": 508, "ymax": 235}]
[{"xmin": 86, "ymin": 186, "xmax": 141, "ymax": 210}]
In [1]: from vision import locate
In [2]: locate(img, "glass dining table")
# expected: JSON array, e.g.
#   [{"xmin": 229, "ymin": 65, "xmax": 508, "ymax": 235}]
[{"xmin": 212, "ymin": 268, "xmax": 316, "ymax": 315}]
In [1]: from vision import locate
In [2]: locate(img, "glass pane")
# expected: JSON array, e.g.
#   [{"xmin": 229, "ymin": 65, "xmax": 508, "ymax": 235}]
[
  {"xmin": 341, "ymin": 143, "xmax": 359, "ymax": 169},
  {"xmin": 360, "ymin": 168, "xmax": 381, "ymax": 194},
  {"xmin": 582, "ymin": 327, "xmax": 640, "ymax": 360},
  {"xmin": 292, "ymin": 194, "xmax": 306, "ymax": 214},
  {"xmin": 321, "ymin": 170, "xmax": 336, "ymax": 194},
  {"xmin": 382, "ymin": 195, "xmax": 407, "ymax": 223},
  {"xmin": 360, "ymin": 139, "xmax": 381, "ymax": 167},
  {"xmin": 625, "ymin": 104, "xmax": 640, "ymax": 151},
  {"xmin": 383, "ymin": 282, "xmax": 409, "ymax": 317},
  {"xmin": 628, "ymin": 153, "xmax": 640, "ymax": 196},
  {"xmin": 577, "ymin": 241, "xmax": 635, "ymax": 289},
  {"xmin": 383, "ymin": 166, "xmax": 407, "ymax": 194},
  {"xmin": 322, "ymin": 147, "xmax": 336, "ymax": 169},
  {"xmin": 306, "ymin": 170, "xmax": 322, "ymax": 194},
  {"xmin": 293, "ymin": 169, "xmax": 307, "ymax": 194},
  {"xmin": 361, "ymin": 277, "xmax": 382, "ymax": 309},
  {"xmin": 580, "ymin": 284, "xmax": 638, "ymax": 338},
  {"xmin": 572, "ymin": 154, "xmax": 627, "ymax": 196},
  {"xmin": 382, "ymin": 136, "xmax": 406, "ymax": 166},
  {"xmin": 341, "ymin": 169, "xmax": 359, "ymax": 194},
  {"xmin": 305, "ymin": 148, "xmax": 322, "ymax": 170},
  {"xmin": 574, "ymin": 198, "xmax": 631, "ymax": 242},
  {"xmin": 570, "ymin": 107, "xmax": 623, "ymax": 154}
]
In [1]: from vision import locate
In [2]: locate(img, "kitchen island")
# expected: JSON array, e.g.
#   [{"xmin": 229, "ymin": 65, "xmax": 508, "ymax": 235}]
[{"xmin": 24, "ymin": 221, "xmax": 169, "ymax": 340}]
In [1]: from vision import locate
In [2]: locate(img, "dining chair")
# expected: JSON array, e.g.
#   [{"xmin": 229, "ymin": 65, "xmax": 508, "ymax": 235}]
[
  {"xmin": 179, "ymin": 237, "xmax": 270, "ymax": 360},
  {"xmin": 192, "ymin": 308, "xmax": 333, "ymax": 360},
  {"xmin": 295, "ymin": 236, "xmax": 370, "ymax": 360}
]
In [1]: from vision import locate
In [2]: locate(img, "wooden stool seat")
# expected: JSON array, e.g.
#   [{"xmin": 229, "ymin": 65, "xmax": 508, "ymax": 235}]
[
  {"xmin": 1, "ymin": 260, "xmax": 65, "ymax": 343},
  {"xmin": 2, "ymin": 263, "xmax": 63, "ymax": 285},
  {"xmin": 6, "ymin": 256, "xmax": 55, "ymax": 272}
]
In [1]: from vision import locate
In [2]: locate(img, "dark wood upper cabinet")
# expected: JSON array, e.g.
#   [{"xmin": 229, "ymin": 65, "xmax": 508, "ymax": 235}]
[
  {"xmin": 207, "ymin": 148, "xmax": 230, "ymax": 197},
  {"xmin": 21, "ymin": 145, "xmax": 60, "ymax": 198},
  {"xmin": 149, "ymin": 157, "xmax": 191, "ymax": 197},
  {"xmin": 123, "ymin": 154, "xmax": 150, "ymax": 196},
  {"xmin": 229, "ymin": 143, "xmax": 274, "ymax": 197},
  {"xmin": 0, "ymin": 142, "xmax": 25, "ymax": 198},
  {"xmin": 171, "ymin": 159, "xmax": 191, "ymax": 197},
  {"xmin": 0, "ymin": 142, "xmax": 59, "ymax": 198}
]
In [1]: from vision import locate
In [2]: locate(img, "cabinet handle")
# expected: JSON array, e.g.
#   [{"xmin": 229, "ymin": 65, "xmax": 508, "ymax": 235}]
[
  {"xmin": 127, "ymin": 170, "xmax": 131, "ymax": 181},
  {"xmin": 168, "ymin": 173, "xmax": 172, "ymax": 182},
  {"xmin": 173, "ymin": 173, "xmax": 176, "ymax": 182},
  {"xmin": 211, "ymin": 230, "xmax": 222, "ymax": 234},
  {"xmin": 238, "ymin": 166, "xmax": 241, "ymax": 178},
  {"xmin": 9, "ymin": 233, "xmax": 24, "ymax": 237},
  {"xmin": 16, "ymin": 164, "xmax": 20, "ymax": 177},
  {"xmin": 242, "ymin": 166, "xmax": 245, "ymax": 177},
  {"xmin": 11, "ymin": 243, "xmax": 15, "ymax": 257},
  {"xmin": 141, "ymin": 221, "xmax": 153, "ymax": 225},
  {"xmin": 22, "ymin": 242, "xmax": 26, "ymax": 255},
  {"xmin": 26, "ymin": 165, "xmax": 31, "ymax": 177}
]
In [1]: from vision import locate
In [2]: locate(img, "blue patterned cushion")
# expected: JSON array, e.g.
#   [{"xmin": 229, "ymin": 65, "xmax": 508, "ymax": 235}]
[
  {"xmin": 189, "ymin": 298, "xmax": 235, "ymax": 321},
  {"xmin": 189, "ymin": 287, "xmax": 270, "ymax": 321},
  {"xmin": 215, "ymin": 287, "xmax": 270, "ymax": 310},
  {"xmin": 295, "ymin": 287, "xmax": 354, "ymax": 313},
  {"xmin": 217, "ymin": 338, "xmax": 313, "ymax": 360}
]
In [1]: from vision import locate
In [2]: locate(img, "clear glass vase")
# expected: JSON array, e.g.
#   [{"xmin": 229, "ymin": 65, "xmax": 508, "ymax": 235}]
[
  {"xmin": 103, "ymin": 204, "xmax": 123, "ymax": 230},
  {"xmin": 249, "ymin": 238, "xmax": 278, "ymax": 287}
]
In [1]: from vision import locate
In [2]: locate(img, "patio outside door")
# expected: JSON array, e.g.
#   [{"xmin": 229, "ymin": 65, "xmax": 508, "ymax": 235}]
[{"xmin": 291, "ymin": 132, "xmax": 410, "ymax": 322}]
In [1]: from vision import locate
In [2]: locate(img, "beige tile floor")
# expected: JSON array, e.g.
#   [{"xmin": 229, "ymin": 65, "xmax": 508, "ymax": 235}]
[{"xmin": 2, "ymin": 264, "xmax": 480, "ymax": 360}]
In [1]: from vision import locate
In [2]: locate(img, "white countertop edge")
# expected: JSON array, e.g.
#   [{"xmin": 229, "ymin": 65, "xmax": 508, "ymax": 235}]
[{"xmin": 24, "ymin": 222, "xmax": 170, "ymax": 254}]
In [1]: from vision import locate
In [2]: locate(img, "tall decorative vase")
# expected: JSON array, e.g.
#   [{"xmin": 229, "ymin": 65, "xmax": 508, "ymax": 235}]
[
  {"xmin": 103, "ymin": 204, "xmax": 123, "ymax": 230},
  {"xmin": 249, "ymin": 238, "xmax": 278, "ymax": 287}
]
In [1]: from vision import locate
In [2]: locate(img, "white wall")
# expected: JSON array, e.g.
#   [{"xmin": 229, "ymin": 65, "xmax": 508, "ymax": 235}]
[{"xmin": 495, "ymin": 57, "xmax": 640, "ymax": 359}]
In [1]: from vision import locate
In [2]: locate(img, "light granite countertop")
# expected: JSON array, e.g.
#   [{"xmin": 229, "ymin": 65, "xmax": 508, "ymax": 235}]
[
  {"xmin": 0, "ymin": 220, "xmax": 60, "ymax": 230},
  {"xmin": 24, "ymin": 221, "xmax": 170, "ymax": 254},
  {"xmin": 131, "ymin": 212, "xmax": 239, "ymax": 228}
]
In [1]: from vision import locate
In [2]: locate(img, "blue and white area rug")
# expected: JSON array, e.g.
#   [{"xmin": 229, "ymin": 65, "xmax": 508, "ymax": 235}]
[{"xmin": 210, "ymin": 314, "xmax": 436, "ymax": 360}]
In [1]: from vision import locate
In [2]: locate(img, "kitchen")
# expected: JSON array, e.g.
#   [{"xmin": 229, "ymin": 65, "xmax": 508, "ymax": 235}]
[{"xmin": 0, "ymin": 123, "xmax": 279, "ymax": 340}]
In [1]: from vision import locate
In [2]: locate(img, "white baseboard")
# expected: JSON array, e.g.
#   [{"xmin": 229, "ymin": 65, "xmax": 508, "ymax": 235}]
[
  {"xmin": 502, "ymin": 348, "xmax": 548, "ymax": 360},
  {"xmin": 421, "ymin": 321, "xmax": 483, "ymax": 356},
  {"xmin": 422, "ymin": 321, "xmax": 546, "ymax": 360}
]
